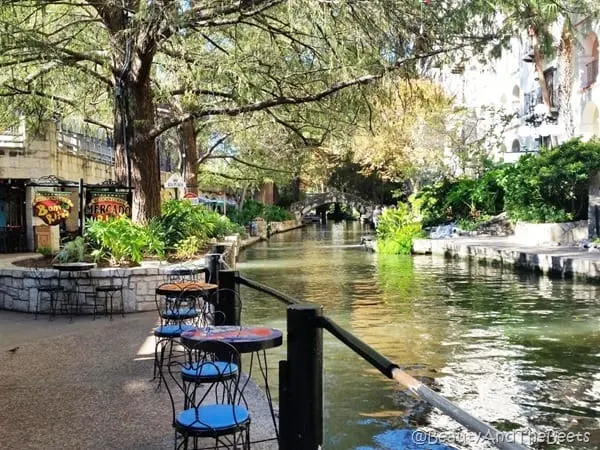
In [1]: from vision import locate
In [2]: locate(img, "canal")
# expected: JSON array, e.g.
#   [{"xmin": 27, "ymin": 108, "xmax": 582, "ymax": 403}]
[{"xmin": 238, "ymin": 222, "xmax": 600, "ymax": 449}]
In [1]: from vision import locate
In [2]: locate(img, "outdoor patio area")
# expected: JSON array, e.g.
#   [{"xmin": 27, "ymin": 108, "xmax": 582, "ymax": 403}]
[{"xmin": 0, "ymin": 310, "xmax": 278, "ymax": 450}]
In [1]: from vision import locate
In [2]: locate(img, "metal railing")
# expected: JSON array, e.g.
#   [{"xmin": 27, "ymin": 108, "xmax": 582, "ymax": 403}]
[
  {"xmin": 0, "ymin": 127, "xmax": 26, "ymax": 149},
  {"xmin": 57, "ymin": 130, "xmax": 114, "ymax": 165},
  {"xmin": 204, "ymin": 257, "xmax": 526, "ymax": 450}
]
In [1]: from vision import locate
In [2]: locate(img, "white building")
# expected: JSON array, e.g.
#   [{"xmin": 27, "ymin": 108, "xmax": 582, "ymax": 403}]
[{"xmin": 434, "ymin": 15, "xmax": 600, "ymax": 164}]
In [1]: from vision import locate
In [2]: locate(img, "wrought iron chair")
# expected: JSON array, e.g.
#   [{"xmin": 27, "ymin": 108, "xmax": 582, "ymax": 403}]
[
  {"xmin": 31, "ymin": 266, "xmax": 65, "ymax": 319},
  {"xmin": 161, "ymin": 340, "xmax": 250, "ymax": 450},
  {"xmin": 181, "ymin": 334, "xmax": 239, "ymax": 407},
  {"xmin": 92, "ymin": 268, "xmax": 126, "ymax": 320},
  {"xmin": 153, "ymin": 283, "xmax": 201, "ymax": 387},
  {"xmin": 205, "ymin": 288, "xmax": 243, "ymax": 327}
]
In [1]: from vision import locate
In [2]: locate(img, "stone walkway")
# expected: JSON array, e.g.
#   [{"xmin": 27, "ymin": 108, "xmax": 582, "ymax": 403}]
[{"xmin": 0, "ymin": 310, "xmax": 278, "ymax": 449}]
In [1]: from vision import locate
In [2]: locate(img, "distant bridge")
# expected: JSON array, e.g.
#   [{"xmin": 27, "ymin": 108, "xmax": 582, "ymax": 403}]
[{"xmin": 290, "ymin": 191, "xmax": 375, "ymax": 218}]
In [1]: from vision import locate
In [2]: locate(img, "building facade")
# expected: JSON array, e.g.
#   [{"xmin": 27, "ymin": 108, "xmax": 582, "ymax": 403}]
[
  {"xmin": 0, "ymin": 120, "xmax": 114, "ymax": 252},
  {"xmin": 435, "ymin": 15, "xmax": 600, "ymax": 164}
]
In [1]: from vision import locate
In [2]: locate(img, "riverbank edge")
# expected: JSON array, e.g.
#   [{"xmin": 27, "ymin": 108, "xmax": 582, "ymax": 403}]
[
  {"xmin": 238, "ymin": 221, "xmax": 305, "ymax": 252},
  {"xmin": 412, "ymin": 237, "xmax": 600, "ymax": 281}
]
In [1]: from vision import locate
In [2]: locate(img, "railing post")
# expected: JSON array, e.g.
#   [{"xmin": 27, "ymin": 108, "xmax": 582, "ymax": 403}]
[
  {"xmin": 282, "ymin": 304, "xmax": 323, "ymax": 450},
  {"xmin": 214, "ymin": 269, "xmax": 241, "ymax": 326},
  {"xmin": 204, "ymin": 253, "xmax": 221, "ymax": 284}
]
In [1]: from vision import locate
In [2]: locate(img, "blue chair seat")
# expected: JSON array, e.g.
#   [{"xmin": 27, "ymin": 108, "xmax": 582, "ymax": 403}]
[
  {"xmin": 176, "ymin": 404, "xmax": 249, "ymax": 433},
  {"xmin": 162, "ymin": 307, "xmax": 198, "ymax": 320},
  {"xmin": 154, "ymin": 324, "xmax": 196, "ymax": 338},
  {"xmin": 181, "ymin": 361, "xmax": 238, "ymax": 381}
]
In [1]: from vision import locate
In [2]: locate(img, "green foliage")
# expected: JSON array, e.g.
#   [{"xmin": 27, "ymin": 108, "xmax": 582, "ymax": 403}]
[
  {"xmin": 412, "ymin": 164, "xmax": 505, "ymax": 227},
  {"xmin": 156, "ymin": 200, "xmax": 214, "ymax": 250},
  {"xmin": 37, "ymin": 246, "xmax": 52, "ymax": 257},
  {"xmin": 263, "ymin": 205, "xmax": 293, "ymax": 222},
  {"xmin": 228, "ymin": 199, "xmax": 292, "ymax": 225},
  {"xmin": 411, "ymin": 140, "xmax": 600, "ymax": 226},
  {"xmin": 174, "ymin": 236, "xmax": 202, "ymax": 260},
  {"xmin": 155, "ymin": 199, "xmax": 245, "ymax": 254},
  {"xmin": 85, "ymin": 217, "xmax": 164, "ymax": 265},
  {"xmin": 376, "ymin": 204, "xmax": 423, "ymax": 255},
  {"xmin": 498, "ymin": 139, "xmax": 600, "ymax": 223},
  {"xmin": 455, "ymin": 216, "xmax": 491, "ymax": 232},
  {"xmin": 53, "ymin": 237, "xmax": 87, "ymax": 263}
]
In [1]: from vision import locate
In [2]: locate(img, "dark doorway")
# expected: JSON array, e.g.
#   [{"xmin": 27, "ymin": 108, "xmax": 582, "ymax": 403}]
[{"xmin": 0, "ymin": 179, "xmax": 27, "ymax": 252}]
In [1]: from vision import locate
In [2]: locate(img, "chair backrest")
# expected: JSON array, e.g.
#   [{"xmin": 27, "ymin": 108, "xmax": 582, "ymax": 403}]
[
  {"xmin": 207, "ymin": 288, "xmax": 242, "ymax": 326},
  {"xmin": 161, "ymin": 340, "xmax": 245, "ymax": 428},
  {"xmin": 29, "ymin": 265, "xmax": 54, "ymax": 288},
  {"xmin": 155, "ymin": 282, "xmax": 201, "ymax": 322}
]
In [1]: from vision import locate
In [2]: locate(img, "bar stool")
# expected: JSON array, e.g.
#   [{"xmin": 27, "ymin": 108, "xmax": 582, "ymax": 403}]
[{"xmin": 93, "ymin": 284, "xmax": 124, "ymax": 319}]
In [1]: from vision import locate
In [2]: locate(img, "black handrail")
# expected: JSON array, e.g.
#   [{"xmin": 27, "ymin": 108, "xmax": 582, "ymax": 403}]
[
  {"xmin": 230, "ymin": 273, "xmax": 527, "ymax": 450},
  {"xmin": 319, "ymin": 316, "xmax": 398, "ymax": 378},
  {"xmin": 320, "ymin": 314, "xmax": 525, "ymax": 450},
  {"xmin": 236, "ymin": 275, "xmax": 301, "ymax": 306}
]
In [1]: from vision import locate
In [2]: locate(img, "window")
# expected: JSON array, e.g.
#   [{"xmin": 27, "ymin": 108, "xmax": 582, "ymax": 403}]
[{"xmin": 581, "ymin": 32, "xmax": 599, "ymax": 89}]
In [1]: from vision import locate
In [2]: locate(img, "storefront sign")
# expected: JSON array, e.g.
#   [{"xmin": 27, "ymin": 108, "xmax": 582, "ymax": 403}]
[
  {"xmin": 33, "ymin": 191, "xmax": 73, "ymax": 226},
  {"xmin": 164, "ymin": 173, "xmax": 186, "ymax": 189},
  {"xmin": 85, "ymin": 190, "xmax": 132, "ymax": 220}
]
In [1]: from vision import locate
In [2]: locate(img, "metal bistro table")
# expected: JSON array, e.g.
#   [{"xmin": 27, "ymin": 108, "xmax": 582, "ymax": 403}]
[
  {"xmin": 155, "ymin": 281, "xmax": 218, "ymax": 297},
  {"xmin": 52, "ymin": 262, "xmax": 96, "ymax": 317},
  {"xmin": 164, "ymin": 266, "xmax": 205, "ymax": 282},
  {"xmin": 155, "ymin": 281, "xmax": 218, "ymax": 326},
  {"xmin": 180, "ymin": 326, "xmax": 283, "ymax": 443}
]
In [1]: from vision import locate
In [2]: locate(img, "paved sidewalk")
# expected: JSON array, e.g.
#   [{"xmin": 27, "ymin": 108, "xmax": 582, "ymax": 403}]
[{"xmin": 0, "ymin": 310, "xmax": 278, "ymax": 449}]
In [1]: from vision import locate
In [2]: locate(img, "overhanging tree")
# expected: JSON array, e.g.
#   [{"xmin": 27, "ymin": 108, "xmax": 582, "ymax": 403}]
[{"xmin": 0, "ymin": 0, "xmax": 504, "ymax": 222}]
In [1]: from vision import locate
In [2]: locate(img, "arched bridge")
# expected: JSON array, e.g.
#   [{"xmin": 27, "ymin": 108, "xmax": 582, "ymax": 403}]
[{"xmin": 290, "ymin": 191, "xmax": 375, "ymax": 219}]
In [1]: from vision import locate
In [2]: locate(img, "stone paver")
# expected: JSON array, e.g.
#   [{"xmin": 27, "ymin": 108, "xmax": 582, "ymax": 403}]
[{"xmin": 0, "ymin": 310, "xmax": 278, "ymax": 449}]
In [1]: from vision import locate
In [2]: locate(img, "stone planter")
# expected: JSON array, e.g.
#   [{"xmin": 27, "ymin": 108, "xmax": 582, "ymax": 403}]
[{"xmin": 510, "ymin": 220, "xmax": 588, "ymax": 246}]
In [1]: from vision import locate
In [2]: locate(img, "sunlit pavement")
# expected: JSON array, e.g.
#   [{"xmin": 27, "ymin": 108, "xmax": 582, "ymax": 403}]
[{"xmin": 0, "ymin": 310, "xmax": 277, "ymax": 449}]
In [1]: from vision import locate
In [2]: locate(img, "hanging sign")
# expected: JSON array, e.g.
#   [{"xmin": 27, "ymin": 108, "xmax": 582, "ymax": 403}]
[
  {"xmin": 164, "ymin": 173, "xmax": 186, "ymax": 189},
  {"xmin": 85, "ymin": 190, "xmax": 132, "ymax": 220},
  {"xmin": 33, "ymin": 191, "xmax": 73, "ymax": 225}
]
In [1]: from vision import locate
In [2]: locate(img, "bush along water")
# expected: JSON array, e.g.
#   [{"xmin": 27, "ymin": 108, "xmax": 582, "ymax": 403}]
[
  {"xmin": 411, "ymin": 139, "xmax": 600, "ymax": 228},
  {"xmin": 375, "ymin": 203, "xmax": 423, "ymax": 255},
  {"xmin": 227, "ymin": 199, "xmax": 293, "ymax": 226},
  {"xmin": 377, "ymin": 139, "xmax": 600, "ymax": 252}
]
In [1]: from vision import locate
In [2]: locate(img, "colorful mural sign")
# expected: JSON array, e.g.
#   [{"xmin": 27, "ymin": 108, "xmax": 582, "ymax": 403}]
[
  {"xmin": 85, "ymin": 190, "xmax": 131, "ymax": 220},
  {"xmin": 33, "ymin": 191, "xmax": 73, "ymax": 226}
]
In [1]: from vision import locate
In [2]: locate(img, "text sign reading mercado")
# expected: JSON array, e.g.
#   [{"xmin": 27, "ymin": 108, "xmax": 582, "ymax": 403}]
[
  {"xmin": 85, "ymin": 190, "xmax": 132, "ymax": 220},
  {"xmin": 33, "ymin": 191, "xmax": 73, "ymax": 226}
]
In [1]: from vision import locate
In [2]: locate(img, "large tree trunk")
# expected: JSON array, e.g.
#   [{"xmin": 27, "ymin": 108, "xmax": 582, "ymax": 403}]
[
  {"xmin": 532, "ymin": 29, "xmax": 552, "ymax": 109},
  {"xmin": 558, "ymin": 24, "xmax": 575, "ymax": 139},
  {"xmin": 182, "ymin": 118, "xmax": 198, "ymax": 194},
  {"xmin": 114, "ymin": 57, "xmax": 160, "ymax": 223}
]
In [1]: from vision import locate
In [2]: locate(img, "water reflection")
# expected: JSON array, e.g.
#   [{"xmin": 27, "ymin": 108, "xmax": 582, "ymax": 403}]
[{"xmin": 238, "ymin": 223, "xmax": 600, "ymax": 449}]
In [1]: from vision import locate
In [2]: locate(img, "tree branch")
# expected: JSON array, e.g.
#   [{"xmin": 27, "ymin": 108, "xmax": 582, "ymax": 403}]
[{"xmin": 206, "ymin": 154, "xmax": 293, "ymax": 173}]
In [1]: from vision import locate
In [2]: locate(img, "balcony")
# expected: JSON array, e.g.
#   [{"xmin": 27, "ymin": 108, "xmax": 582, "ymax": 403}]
[
  {"xmin": 0, "ymin": 126, "xmax": 26, "ymax": 150},
  {"xmin": 57, "ymin": 130, "xmax": 114, "ymax": 165}
]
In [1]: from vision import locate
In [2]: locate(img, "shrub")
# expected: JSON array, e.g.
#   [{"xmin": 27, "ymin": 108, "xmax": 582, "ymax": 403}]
[
  {"xmin": 53, "ymin": 237, "xmax": 87, "ymax": 263},
  {"xmin": 37, "ymin": 246, "xmax": 53, "ymax": 257},
  {"xmin": 228, "ymin": 199, "xmax": 292, "ymax": 225},
  {"xmin": 376, "ymin": 203, "xmax": 423, "ymax": 255},
  {"xmin": 412, "ymin": 164, "xmax": 505, "ymax": 227},
  {"xmin": 174, "ymin": 236, "xmax": 202, "ymax": 260},
  {"xmin": 85, "ymin": 217, "xmax": 164, "ymax": 265},
  {"xmin": 156, "ymin": 200, "xmax": 213, "ymax": 250}
]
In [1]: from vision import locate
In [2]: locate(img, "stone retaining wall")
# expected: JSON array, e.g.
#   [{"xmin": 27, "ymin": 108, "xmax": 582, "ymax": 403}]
[
  {"xmin": 0, "ymin": 265, "xmax": 197, "ymax": 314},
  {"xmin": 412, "ymin": 238, "xmax": 600, "ymax": 280},
  {"xmin": 511, "ymin": 220, "xmax": 588, "ymax": 245}
]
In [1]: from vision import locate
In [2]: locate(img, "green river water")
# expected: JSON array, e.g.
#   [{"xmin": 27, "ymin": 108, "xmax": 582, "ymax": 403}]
[{"xmin": 237, "ymin": 222, "xmax": 600, "ymax": 449}]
